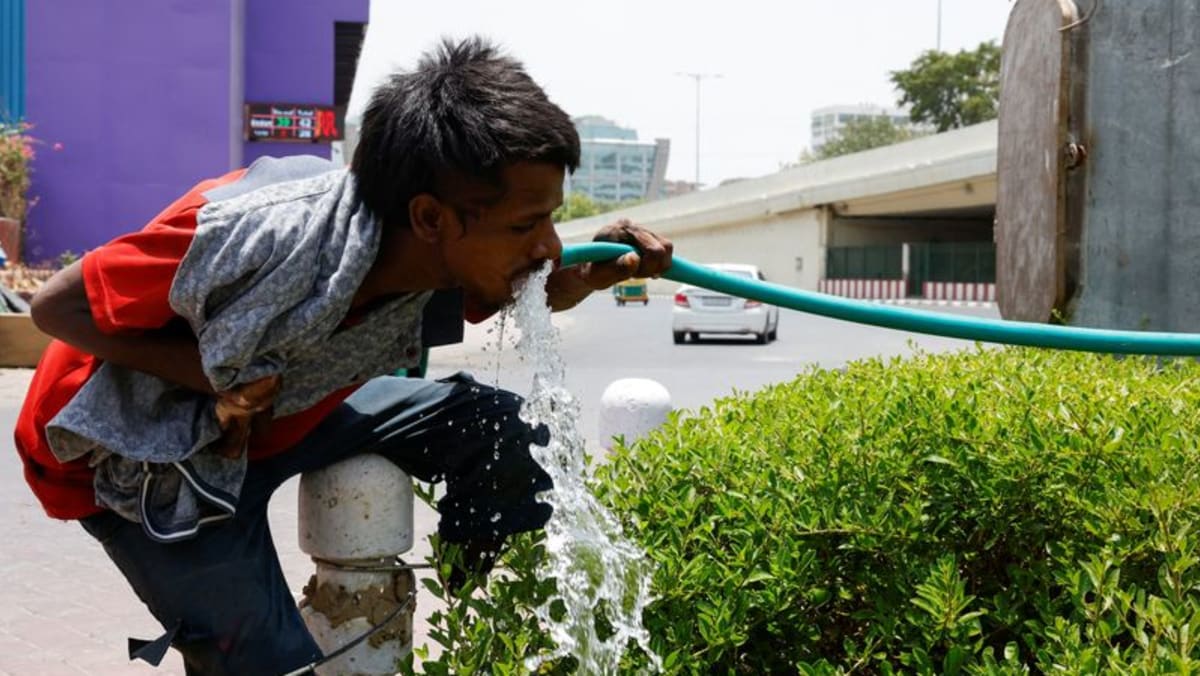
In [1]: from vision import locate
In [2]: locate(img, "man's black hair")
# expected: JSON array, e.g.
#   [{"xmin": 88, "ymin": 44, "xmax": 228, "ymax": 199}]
[{"xmin": 352, "ymin": 36, "xmax": 581, "ymax": 227}]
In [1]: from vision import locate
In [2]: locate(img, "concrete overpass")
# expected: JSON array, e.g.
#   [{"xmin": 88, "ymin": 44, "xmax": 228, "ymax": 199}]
[{"xmin": 559, "ymin": 120, "xmax": 999, "ymax": 298}]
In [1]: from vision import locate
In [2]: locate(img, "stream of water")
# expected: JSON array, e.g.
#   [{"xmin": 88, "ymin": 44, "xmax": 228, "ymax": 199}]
[{"xmin": 507, "ymin": 263, "xmax": 661, "ymax": 674}]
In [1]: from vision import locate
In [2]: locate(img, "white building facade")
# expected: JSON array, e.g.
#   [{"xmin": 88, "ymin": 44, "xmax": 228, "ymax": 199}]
[{"xmin": 810, "ymin": 103, "xmax": 927, "ymax": 153}]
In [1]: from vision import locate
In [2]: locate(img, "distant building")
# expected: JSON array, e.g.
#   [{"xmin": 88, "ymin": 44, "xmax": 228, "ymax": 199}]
[
  {"xmin": 567, "ymin": 115, "xmax": 670, "ymax": 204},
  {"xmin": 810, "ymin": 104, "xmax": 927, "ymax": 153},
  {"xmin": 663, "ymin": 179, "xmax": 701, "ymax": 198}
]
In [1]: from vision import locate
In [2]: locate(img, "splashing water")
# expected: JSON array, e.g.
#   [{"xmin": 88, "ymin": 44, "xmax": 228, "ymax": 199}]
[{"xmin": 511, "ymin": 263, "xmax": 660, "ymax": 674}]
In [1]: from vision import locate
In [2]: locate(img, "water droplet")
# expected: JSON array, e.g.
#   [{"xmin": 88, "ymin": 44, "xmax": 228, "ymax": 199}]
[{"xmin": 490, "ymin": 512, "xmax": 502, "ymax": 523}]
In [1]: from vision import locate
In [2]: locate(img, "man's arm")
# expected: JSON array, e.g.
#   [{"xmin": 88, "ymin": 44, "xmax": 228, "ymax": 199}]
[
  {"xmin": 545, "ymin": 219, "xmax": 673, "ymax": 311},
  {"xmin": 30, "ymin": 261, "xmax": 214, "ymax": 394},
  {"xmin": 32, "ymin": 261, "xmax": 281, "ymax": 457}
]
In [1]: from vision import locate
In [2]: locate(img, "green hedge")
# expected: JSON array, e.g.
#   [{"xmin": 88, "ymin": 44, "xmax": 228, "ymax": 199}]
[{"xmin": 413, "ymin": 348, "xmax": 1200, "ymax": 674}]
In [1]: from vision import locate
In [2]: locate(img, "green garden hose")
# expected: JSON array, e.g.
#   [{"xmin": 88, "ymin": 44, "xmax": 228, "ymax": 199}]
[{"xmin": 562, "ymin": 242, "xmax": 1200, "ymax": 356}]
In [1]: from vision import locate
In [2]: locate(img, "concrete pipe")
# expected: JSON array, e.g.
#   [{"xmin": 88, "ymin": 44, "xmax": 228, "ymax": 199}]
[
  {"xmin": 597, "ymin": 378, "xmax": 673, "ymax": 450},
  {"xmin": 297, "ymin": 454, "xmax": 416, "ymax": 675}
]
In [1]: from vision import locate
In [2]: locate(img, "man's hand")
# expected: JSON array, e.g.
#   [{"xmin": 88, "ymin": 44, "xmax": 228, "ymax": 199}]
[
  {"xmin": 213, "ymin": 375, "xmax": 281, "ymax": 459},
  {"xmin": 583, "ymin": 218, "xmax": 674, "ymax": 286},
  {"xmin": 545, "ymin": 219, "xmax": 673, "ymax": 311}
]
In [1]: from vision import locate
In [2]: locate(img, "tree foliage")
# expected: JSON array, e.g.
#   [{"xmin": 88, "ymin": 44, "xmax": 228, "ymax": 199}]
[
  {"xmin": 552, "ymin": 191, "xmax": 643, "ymax": 224},
  {"xmin": 813, "ymin": 116, "xmax": 915, "ymax": 160},
  {"xmin": 890, "ymin": 41, "xmax": 1001, "ymax": 132},
  {"xmin": 552, "ymin": 192, "xmax": 603, "ymax": 223}
]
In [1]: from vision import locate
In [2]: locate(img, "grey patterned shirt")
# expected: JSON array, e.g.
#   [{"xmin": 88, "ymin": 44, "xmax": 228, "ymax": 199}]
[{"xmin": 44, "ymin": 157, "xmax": 431, "ymax": 541}]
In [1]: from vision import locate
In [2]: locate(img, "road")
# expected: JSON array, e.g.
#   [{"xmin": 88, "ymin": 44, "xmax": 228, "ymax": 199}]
[
  {"xmin": 0, "ymin": 294, "xmax": 997, "ymax": 674},
  {"xmin": 427, "ymin": 294, "xmax": 999, "ymax": 449}
]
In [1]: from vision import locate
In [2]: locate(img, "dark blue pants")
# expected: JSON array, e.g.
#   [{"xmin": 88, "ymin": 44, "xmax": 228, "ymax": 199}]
[{"xmin": 80, "ymin": 373, "xmax": 552, "ymax": 675}]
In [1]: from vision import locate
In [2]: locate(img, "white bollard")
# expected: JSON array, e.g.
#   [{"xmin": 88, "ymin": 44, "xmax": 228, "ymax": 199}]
[
  {"xmin": 597, "ymin": 378, "xmax": 673, "ymax": 450},
  {"xmin": 298, "ymin": 454, "xmax": 415, "ymax": 676}
]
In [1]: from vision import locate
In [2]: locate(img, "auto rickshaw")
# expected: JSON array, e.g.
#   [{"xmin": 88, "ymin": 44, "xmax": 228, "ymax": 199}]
[{"xmin": 613, "ymin": 278, "xmax": 649, "ymax": 306}]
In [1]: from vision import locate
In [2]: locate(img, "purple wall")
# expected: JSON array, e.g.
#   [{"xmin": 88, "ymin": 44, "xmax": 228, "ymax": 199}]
[
  {"xmin": 25, "ymin": 1, "xmax": 238, "ymax": 261},
  {"xmin": 24, "ymin": 0, "xmax": 367, "ymax": 261},
  {"xmin": 242, "ymin": 0, "xmax": 367, "ymax": 165}
]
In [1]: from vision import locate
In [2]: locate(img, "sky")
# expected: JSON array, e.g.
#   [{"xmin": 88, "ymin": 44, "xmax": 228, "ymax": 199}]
[{"xmin": 351, "ymin": 0, "xmax": 1014, "ymax": 187}]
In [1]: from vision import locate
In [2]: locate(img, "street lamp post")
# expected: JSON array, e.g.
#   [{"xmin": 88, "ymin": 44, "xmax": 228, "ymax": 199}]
[
  {"xmin": 937, "ymin": 0, "xmax": 943, "ymax": 51},
  {"xmin": 676, "ymin": 72, "xmax": 721, "ymax": 187}
]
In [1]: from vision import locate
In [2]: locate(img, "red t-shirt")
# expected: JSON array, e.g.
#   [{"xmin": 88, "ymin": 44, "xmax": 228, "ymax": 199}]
[{"xmin": 14, "ymin": 169, "xmax": 362, "ymax": 520}]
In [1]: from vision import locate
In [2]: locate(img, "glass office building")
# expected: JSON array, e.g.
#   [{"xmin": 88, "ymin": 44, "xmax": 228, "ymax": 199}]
[{"xmin": 567, "ymin": 115, "xmax": 670, "ymax": 204}]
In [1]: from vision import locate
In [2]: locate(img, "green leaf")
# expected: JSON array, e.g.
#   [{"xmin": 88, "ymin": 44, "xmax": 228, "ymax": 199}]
[{"xmin": 744, "ymin": 570, "xmax": 774, "ymax": 585}]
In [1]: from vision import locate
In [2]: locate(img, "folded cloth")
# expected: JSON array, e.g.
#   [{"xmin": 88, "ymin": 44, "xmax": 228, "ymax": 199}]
[{"xmin": 45, "ymin": 157, "xmax": 431, "ymax": 541}]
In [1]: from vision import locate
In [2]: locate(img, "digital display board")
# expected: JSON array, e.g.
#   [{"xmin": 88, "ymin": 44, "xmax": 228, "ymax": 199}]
[{"xmin": 244, "ymin": 103, "xmax": 344, "ymax": 143}]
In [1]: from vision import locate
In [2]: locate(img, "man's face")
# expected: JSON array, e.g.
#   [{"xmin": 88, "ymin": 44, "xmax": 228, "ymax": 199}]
[{"xmin": 438, "ymin": 161, "xmax": 565, "ymax": 312}]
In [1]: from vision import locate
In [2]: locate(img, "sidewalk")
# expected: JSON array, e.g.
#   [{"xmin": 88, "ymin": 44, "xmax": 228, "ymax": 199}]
[{"xmin": 0, "ymin": 368, "xmax": 177, "ymax": 675}]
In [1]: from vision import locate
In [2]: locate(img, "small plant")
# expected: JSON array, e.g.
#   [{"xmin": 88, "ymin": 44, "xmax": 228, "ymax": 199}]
[
  {"xmin": 0, "ymin": 122, "xmax": 38, "ymax": 222},
  {"xmin": 403, "ymin": 481, "xmax": 575, "ymax": 676},
  {"xmin": 57, "ymin": 250, "xmax": 80, "ymax": 268}
]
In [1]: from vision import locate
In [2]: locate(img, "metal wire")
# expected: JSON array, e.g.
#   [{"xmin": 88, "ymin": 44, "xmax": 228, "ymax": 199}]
[
  {"xmin": 278, "ymin": 591, "xmax": 416, "ymax": 676},
  {"xmin": 307, "ymin": 554, "xmax": 434, "ymax": 573}
]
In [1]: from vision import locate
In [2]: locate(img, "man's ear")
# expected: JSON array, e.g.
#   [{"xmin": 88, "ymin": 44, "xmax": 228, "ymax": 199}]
[{"xmin": 408, "ymin": 194, "xmax": 444, "ymax": 244}]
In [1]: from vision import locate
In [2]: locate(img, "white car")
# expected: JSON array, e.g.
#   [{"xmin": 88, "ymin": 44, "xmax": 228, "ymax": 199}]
[{"xmin": 671, "ymin": 263, "xmax": 780, "ymax": 344}]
